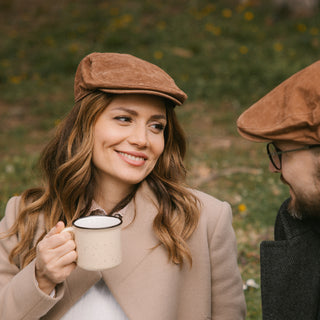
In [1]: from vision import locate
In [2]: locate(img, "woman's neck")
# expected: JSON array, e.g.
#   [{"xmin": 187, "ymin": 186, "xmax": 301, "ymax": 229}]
[{"xmin": 93, "ymin": 179, "xmax": 135, "ymax": 213}]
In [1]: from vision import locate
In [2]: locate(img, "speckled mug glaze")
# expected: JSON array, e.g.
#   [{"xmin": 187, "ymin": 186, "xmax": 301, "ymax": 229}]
[{"xmin": 63, "ymin": 215, "xmax": 122, "ymax": 271}]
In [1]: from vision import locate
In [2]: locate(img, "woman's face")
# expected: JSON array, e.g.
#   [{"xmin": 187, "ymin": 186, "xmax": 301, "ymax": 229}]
[{"xmin": 92, "ymin": 94, "xmax": 166, "ymax": 191}]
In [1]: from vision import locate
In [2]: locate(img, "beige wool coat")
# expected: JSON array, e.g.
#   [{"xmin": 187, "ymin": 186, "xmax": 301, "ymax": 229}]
[{"xmin": 0, "ymin": 182, "xmax": 246, "ymax": 319}]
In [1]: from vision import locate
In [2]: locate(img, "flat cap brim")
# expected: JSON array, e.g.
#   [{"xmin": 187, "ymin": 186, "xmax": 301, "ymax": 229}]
[
  {"xmin": 237, "ymin": 60, "xmax": 320, "ymax": 144},
  {"xmin": 74, "ymin": 52, "xmax": 187, "ymax": 106}
]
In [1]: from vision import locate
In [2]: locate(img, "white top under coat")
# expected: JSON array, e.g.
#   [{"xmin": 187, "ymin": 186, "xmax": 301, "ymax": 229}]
[{"xmin": 60, "ymin": 279, "xmax": 128, "ymax": 320}]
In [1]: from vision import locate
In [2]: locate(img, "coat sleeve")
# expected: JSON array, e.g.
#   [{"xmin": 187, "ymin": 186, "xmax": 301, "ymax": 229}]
[
  {"xmin": 0, "ymin": 196, "xmax": 64, "ymax": 320},
  {"xmin": 207, "ymin": 200, "xmax": 246, "ymax": 319}
]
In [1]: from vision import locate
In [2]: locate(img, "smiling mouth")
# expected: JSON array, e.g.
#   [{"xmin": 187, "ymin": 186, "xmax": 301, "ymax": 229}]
[{"xmin": 118, "ymin": 151, "xmax": 146, "ymax": 162}]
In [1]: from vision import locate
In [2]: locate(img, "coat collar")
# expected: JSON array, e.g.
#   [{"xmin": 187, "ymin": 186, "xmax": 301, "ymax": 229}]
[{"xmin": 275, "ymin": 199, "xmax": 320, "ymax": 240}]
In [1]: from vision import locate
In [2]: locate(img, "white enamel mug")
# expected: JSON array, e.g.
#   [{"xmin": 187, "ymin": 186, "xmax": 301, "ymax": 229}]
[{"xmin": 63, "ymin": 215, "xmax": 122, "ymax": 271}]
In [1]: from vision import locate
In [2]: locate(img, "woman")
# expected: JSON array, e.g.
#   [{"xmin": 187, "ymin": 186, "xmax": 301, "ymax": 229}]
[{"xmin": 0, "ymin": 52, "xmax": 246, "ymax": 319}]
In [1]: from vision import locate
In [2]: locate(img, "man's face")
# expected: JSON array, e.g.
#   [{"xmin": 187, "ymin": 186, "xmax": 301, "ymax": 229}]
[{"xmin": 269, "ymin": 141, "xmax": 320, "ymax": 220}]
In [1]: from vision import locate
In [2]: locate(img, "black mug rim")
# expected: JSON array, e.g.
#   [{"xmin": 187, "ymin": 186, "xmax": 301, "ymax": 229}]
[{"xmin": 72, "ymin": 215, "xmax": 123, "ymax": 230}]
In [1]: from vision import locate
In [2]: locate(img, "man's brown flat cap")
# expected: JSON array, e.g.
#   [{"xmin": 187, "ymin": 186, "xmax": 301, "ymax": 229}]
[
  {"xmin": 74, "ymin": 52, "xmax": 187, "ymax": 106},
  {"xmin": 237, "ymin": 60, "xmax": 320, "ymax": 144}
]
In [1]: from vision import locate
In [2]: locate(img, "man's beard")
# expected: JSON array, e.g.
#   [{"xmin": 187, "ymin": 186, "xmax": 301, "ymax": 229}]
[
  {"xmin": 288, "ymin": 195, "xmax": 320, "ymax": 221},
  {"xmin": 285, "ymin": 168, "xmax": 320, "ymax": 220}
]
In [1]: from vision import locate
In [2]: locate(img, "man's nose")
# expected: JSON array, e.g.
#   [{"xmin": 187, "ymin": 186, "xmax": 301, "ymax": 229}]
[{"xmin": 268, "ymin": 160, "xmax": 280, "ymax": 173}]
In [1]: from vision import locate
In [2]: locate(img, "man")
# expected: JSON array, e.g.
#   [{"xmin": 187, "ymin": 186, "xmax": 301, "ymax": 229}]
[{"xmin": 237, "ymin": 60, "xmax": 320, "ymax": 320}]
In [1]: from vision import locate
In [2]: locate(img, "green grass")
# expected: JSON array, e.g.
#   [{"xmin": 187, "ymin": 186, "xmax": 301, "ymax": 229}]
[{"xmin": 1, "ymin": 0, "xmax": 319, "ymax": 318}]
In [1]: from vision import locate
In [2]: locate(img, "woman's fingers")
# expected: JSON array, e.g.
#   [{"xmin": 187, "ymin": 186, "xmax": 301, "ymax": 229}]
[
  {"xmin": 45, "ymin": 221, "xmax": 65, "ymax": 238},
  {"xmin": 57, "ymin": 251, "xmax": 78, "ymax": 274},
  {"xmin": 42, "ymin": 231, "xmax": 73, "ymax": 251},
  {"xmin": 35, "ymin": 222, "xmax": 77, "ymax": 291},
  {"xmin": 54, "ymin": 239, "xmax": 77, "ymax": 263}
]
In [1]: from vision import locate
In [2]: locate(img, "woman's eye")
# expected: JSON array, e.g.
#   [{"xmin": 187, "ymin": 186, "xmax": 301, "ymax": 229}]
[
  {"xmin": 150, "ymin": 123, "xmax": 165, "ymax": 132},
  {"xmin": 115, "ymin": 116, "xmax": 131, "ymax": 123}
]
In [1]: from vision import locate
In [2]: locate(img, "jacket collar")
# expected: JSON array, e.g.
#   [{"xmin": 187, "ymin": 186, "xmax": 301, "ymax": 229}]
[{"xmin": 275, "ymin": 198, "xmax": 320, "ymax": 240}]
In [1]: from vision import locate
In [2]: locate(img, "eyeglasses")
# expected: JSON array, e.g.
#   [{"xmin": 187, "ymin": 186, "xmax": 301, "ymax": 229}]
[{"xmin": 266, "ymin": 142, "xmax": 320, "ymax": 170}]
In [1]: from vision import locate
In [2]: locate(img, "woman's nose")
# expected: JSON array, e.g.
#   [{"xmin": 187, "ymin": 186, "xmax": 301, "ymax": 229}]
[{"xmin": 128, "ymin": 125, "xmax": 148, "ymax": 147}]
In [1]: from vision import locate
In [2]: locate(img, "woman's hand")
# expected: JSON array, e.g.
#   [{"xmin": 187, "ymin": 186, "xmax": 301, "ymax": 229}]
[{"xmin": 35, "ymin": 221, "xmax": 77, "ymax": 295}]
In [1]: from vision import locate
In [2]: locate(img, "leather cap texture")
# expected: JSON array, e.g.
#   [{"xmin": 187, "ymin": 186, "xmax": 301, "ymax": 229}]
[
  {"xmin": 74, "ymin": 52, "xmax": 187, "ymax": 106},
  {"xmin": 237, "ymin": 60, "xmax": 320, "ymax": 144}
]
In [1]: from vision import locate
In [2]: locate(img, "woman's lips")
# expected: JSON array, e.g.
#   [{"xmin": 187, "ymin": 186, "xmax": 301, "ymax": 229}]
[{"xmin": 117, "ymin": 151, "xmax": 147, "ymax": 166}]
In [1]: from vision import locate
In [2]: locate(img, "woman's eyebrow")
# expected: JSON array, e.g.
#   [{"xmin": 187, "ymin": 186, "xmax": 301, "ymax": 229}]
[
  {"xmin": 112, "ymin": 107, "xmax": 137, "ymax": 115},
  {"xmin": 150, "ymin": 114, "xmax": 167, "ymax": 121},
  {"xmin": 112, "ymin": 107, "xmax": 166, "ymax": 120}
]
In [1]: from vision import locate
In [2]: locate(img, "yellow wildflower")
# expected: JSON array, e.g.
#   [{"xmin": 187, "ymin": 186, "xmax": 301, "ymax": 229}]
[
  {"xmin": 273, "ymin": 42, "xmax": 283, "ymax": 52},
  {"xmin": 203, "ymin": 4, "xmax": 216, "ymax": 14},
  {"xmin": 244, "ymin": 11, "xmax": 254, "ymax": 21},
  {"xmin": 68, "ymin": 43, "xmax": 79, "ymax": 53},
  {"xmin": 297, "ymin": 23, "xmax": 307, "ymax": 32},
  {"xmin": 120, "ymin": 14, "xmax": 133, "ymax": 26},
  {"xmin": 310, "ymin": 27, "xmax": 319, "ymax": 36},
  {"xmin": 238, "ymin": 203, "xmax": 247, "ymax": 212},
  {"xmin": 236, "ymin": 4, "xmax": 245, "ymax": 13},
  {"xmin": 181, "ymin": 74, "xmax": 189, "ymax": 82},
  {"xmin": 154, "ymin": 51, "xmax": 163, "ymax": 60},
  {"xmin": 205, "ymin": 23, "xmax": 221, "ymax": 36},
  {"xmin": 9, "ymin": 75, "xmax": 23, "ymax": 84},
  {"xmin": 239, "ymin": 45, "xmax": 248, "ymax": 54},
  {"xmin": 222, "ymin": 8, "xmax": 232, "ymax": 18}
]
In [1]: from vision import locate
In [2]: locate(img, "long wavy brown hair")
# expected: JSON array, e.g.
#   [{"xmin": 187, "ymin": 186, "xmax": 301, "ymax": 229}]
[{"xmin": 4, "ymin": 91, "xmax": 200, "ymax": 268}]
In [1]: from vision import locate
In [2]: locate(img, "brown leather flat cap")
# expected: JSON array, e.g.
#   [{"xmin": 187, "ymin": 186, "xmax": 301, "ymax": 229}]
[
  {"xmin": 237, "ymin": 60, "xmax": 320, "ymax": 144},
  {"xmin": 74, "ymin": 52, "xmax": 187, "ymax": 106}
]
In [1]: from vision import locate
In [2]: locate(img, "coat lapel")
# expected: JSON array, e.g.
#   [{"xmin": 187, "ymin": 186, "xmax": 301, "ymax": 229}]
[
  {"xmin": 101, "ymin": 182, "xmax": 178, "ymax": 319},
  {"xmin": 102, "ymin": 181, "xmax": 160, "ymax": 283}
]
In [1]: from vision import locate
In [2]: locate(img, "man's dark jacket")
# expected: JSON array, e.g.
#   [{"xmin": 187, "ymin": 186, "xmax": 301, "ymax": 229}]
[{"xmin": 260, "ymin": 198, "xmax": 320, "ymax": 320}]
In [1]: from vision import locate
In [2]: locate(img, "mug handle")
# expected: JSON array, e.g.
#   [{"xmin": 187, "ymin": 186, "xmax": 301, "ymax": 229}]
[
  {"xmin": 61, "ymin": 226, "xmax": 75, "ymax": 237},
  {"xmin": 60, "ymin": 227, "xmax": 77, "ymax": 263},
  {"xmin": 113, "ymin": 213, "xmax": 123, "ymax": 221}
]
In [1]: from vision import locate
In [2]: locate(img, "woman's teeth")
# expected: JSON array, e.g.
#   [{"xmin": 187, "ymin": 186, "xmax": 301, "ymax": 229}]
[{"xmin": 119, "ymin": 152, "xmax": 145, "ymax": 161}]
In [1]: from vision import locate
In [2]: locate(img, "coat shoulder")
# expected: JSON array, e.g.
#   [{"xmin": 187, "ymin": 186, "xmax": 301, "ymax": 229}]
[
  {"xmin": 189, "ymin": 188, "xmax": 227, "ymax": 205},
  {"xmin": 1, "ymin": 196, "xmax": 22, "ymax": 229},
  {"xmin": 188, "ymin": 188, "xmax": 232, "ymax": 226}
]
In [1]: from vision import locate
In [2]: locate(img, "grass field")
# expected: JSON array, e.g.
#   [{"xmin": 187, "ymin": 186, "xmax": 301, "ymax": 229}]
[{"xmin": 1, "ymin": 0, "xmax": 319, "ymax": 318}]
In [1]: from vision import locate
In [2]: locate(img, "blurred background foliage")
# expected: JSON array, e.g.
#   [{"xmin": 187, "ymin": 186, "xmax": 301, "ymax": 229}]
[{"xmin": 0, "ymin": 0, "xmax": 319, "ymax": 318}]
